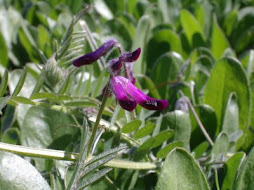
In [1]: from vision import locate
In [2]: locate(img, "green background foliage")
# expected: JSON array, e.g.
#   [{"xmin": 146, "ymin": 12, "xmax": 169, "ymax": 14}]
[{"xmin": 0, "ymin": 0, "xmax": 254, "ymax": 189}]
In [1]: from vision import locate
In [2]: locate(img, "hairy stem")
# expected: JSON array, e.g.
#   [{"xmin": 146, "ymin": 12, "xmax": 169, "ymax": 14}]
[{"xmin": 0, "ymin": 142, "xmax": 157, "ymax": 170}]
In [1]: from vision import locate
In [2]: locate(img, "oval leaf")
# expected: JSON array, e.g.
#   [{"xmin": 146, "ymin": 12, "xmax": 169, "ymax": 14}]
[
  {"xmin": 0, "ymin": 151, "xmax": 50, "ymax": 190},
  {"xmin": 156, "ymin": 148, "xmax": 210, "ymax": 190},
  {"xmin": 122, "ymin": 120, "xmax": 142, "ymax": 133},
  {"xmin": 134, "ymin": 122, "xmax": 155, "ymax": 139}
]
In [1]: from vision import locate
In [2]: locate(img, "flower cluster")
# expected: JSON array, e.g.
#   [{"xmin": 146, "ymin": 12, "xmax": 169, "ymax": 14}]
[{"xmin": 73, "ymin": 39, "xmax": 168, "ymax": 111}]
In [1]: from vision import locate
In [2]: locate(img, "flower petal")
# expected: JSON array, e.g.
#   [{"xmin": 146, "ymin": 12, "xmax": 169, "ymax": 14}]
[
  {"xmin": 108, "ymin": 57, "xmax": 122, "ymax": 73},
  {"xmin": 111, "ymin": 77, "xmax": 137, "ymax": 111},
  {"xmin": 73, "ymin": 39, "xmax": 117, "ymax": 67},
  {"xmin": 121, "ymin": 48, "xmax": 141, "ymax": 62},
  {"xmin": 116, "ymin": 76, "xmax": 168, "ymax": 110}
]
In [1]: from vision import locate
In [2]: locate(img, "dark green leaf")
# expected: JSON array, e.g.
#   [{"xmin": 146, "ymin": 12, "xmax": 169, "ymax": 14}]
[
  {"xmin": 2, "ymin": 128, "xmax": 20, "ymax": 144},
  {"xmin": 192, "ymin": 142, "xmax": 209, "ymax": 159},
  {"xmin": 156, "ymin": 148, "xmax": 210, "ymax": 190},
  {"xmin": 0, "ymin": 31, "xmax": 8, "ymax": 67},
  {"xmin": 122, "ymin": 120, "xmax": 142, "ymax": 133},
  {"xmin": 180, "ymin": 9, "xmax": 205, "ymax": 47},
  {"xmin": 150, "ymin": 52, "xmax": 181, "ymax": 98},
  {"xmin": 146, "ymin": 30, "xmax": 182, "ymax": 74},
  {"xmin": 0, "ymin": 70, "xmax": 8, "ymax": 97}
]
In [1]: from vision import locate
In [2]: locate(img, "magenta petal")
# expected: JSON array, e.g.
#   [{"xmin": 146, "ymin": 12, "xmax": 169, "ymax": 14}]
[
  {"xmin": 116, "ymin": 76, "xmax": 168, "ymax": 110},
  {"xmin": 121, "ymin": 48, "xmax": 141, "ymax": 62},
  {"xmin": 111, "ymin": 77, "xmax": 137, "ymax": 111},
  {"xmin": 73, "ymin": 39, "xmax": 117, "ymax": 67}
]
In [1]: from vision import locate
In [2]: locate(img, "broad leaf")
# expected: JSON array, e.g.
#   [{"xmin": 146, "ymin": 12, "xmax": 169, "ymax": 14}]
[
  {"xmin": 0, "ymin": 151, "xmax": 50, "ymax": 190},
  {"xmin": 203, "ymin": 57, "xmax": 251, "ymax": 150},
  {"xmin": 156, "ymin": 148, "xmax": 210, "ymax": 190}
]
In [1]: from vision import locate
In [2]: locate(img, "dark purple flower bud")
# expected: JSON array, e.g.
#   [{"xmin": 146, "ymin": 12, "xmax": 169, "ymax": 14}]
[
  {"xmin": 108, "ymin": 57, "xmax": 122, "ymax": 73},
  {"xmin": 121, "ymin": 48, "xmax": 141, "ymax": 62},
  {"xmin": 73, "ymin": 39, "xmax": 117, "ymax": 67},
  {"xmin": 111, "ymin": 76, "xmax": 168, "ymax": 111},
  {"xmin": 111, "ymin": 77, "xmax": 137, "ymax": 111}
]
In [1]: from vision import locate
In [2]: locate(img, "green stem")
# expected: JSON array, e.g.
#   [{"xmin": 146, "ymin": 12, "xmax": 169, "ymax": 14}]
[
  {"xmin": 0, "ymin": 142, "xmax": 157, "ymax": 170},
  {"xmin": 87, "ymin": 85, "xmax": 110, "ymax": 156}
]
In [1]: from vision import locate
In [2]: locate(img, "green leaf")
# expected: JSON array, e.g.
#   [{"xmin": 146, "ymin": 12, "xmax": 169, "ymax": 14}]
[
  {"xmin": 12, "ymin": 69, "xmax": 27, "ymax": 96},
  {"xmin": 136, "ymin": 74, "xmax": 161, "ymax": 99},
  {"xmin": 156, "ymin": 141, "xmax": 184, "ymax": 158},
  {"xmin": 94, "ymin": 0, "xmax": 113, "ymax": 20},
  {"xmin": 0, "ymin": 31, "xmax": 8, "ymax": 67},
  {"xmin": 91, "ymin": 69, "xmax": 107, "ymax": 98},
  {"xmin": 64, "ymin": 101, "xmax": 97, "ymax": 107},
  {"xmin": 233, "ymin": 146, "xmax": 254, "ymax": 190},
  {"xmin": 162, "ymin": 111, "xmax": 191, "ymax": 148},
  {"xmin": 11, "ymin": 96, "xmax": 35, "ymax": 105},
  {"xmin": 223, "ymin": 10, "xmax": 237, "ymax": 37},
  {"xmin": 222, "ymin": 93, "xmax": 239, "ymax": 136},
  {"xmin": 122, "ymin": 120, "xmax": 142, "ymax": 133},
  {"xmin": 78, "ymin": 168, "xmax": 112, "ymax": 189},
  {"xmin": 0, "ymin": 96, "xmax": 10, "ymax": 115},
  {"xmin": 0, "ymin": 151, "xmax": 50, "ymax": 190},
  {"xmin": 151, "ymin": 130, "xmax": 174, "ymax": 148},
  {"xmin": 0, "ymin": 70, "xmax": 8, "ymax": 97},
  {"xmin": 132, "ymin": 15, "xmax": 151, "ymax": 74},
  {"xmin": 134, "ymin": 122, "xmax": 155, "ymax": 139},
  {"xmin": 180, "ymin": 9, "xmax": 205, "ymax": 47},
  {"xmin": 31, "ymin": 68, "xmax": 46, "ymax": 95},
  {"xmin": 2, "ymin": 128, "xmax": 20, "ymax": 144},
  {"xmin": 156, "ymin": 148, "xmax": 210, "ymax": 190},
  {"xmin": 30, "ymin": 92, "xmax": 57, "ymax": 100},
  {"xmin": 21, "ymin": 106, "xmax": 77, "ymax": 170},
  {"xmin": 203, "ymin": 57, "xmax": 251, "ymax": 149},
  {"xmin": 146, "ymin": 29, "xmax": 182, "ymax": 74},
  {"xmin": 192, "ymin": 142, "xmax": 209, "ymax": 159},
  {"xmin": 212, "ymin": 133, "xmax": 230, "ymax": 160},
  {"xmin": 221, "ymin": 152, "xmax": 245, "ymax": 190},
  {"xmin": 150, "ymin": 52, "xmax": 181, "ymax": 98},
  {"xmin": 134, "ymin": 138, "xmax": 155, "ymax": 160},
  {"xmin": 211, "ymin": 15, "xmax": 230, "ymax": 60}
]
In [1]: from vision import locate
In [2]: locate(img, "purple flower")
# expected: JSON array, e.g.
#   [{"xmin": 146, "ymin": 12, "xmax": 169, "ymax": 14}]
[
  {"xmin": 121, "ymin": 48, "xmax": 141, "ymax": 62},
  {"xmin": 111, "ymin": 76, "xmax": 168, "ymax": 111},
  {"xmin": 73, "ymin": 39, "xmax": 117, "ymax": 67}
]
